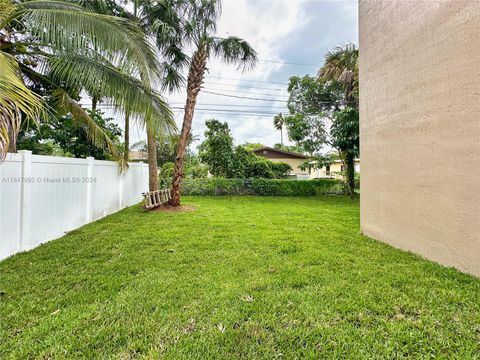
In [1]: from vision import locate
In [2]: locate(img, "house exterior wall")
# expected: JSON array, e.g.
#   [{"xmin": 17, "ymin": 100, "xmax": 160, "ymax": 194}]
[
  {"xmin": 359, "ymin": 1, "xmax": 480, "ymax": 276},
  {"xmin": 268, "ymin": 158, "xmax": 307, "ymax": 176},
  {"xmin": 313, "ymin": 160, "xmax": 360, "ymax": 179}
]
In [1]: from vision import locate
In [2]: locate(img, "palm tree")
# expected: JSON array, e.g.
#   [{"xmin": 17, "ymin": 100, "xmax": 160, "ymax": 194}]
[
  {"xmin": 273, "ymin": 114, "xmax": 285, "ymax": 146},
  {"xmin": 143, "ymin": 0, "xmax": 257, "ymax": 206},
  {"xmin": 319, "ymin": 43, "xmax": 359, "ymax": 197},
  {"xmin": 319, "ymin": 43, "xmax": 358, "ymax": 109},
  {"xmin": 0, "ymin": 0, "xmax": 175, "ymax": 174}
]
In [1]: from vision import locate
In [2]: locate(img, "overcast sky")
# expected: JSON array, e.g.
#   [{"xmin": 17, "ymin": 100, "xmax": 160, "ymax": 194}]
[{"xmin": 116, "ymin": 0, "xmax": 358, "ymax": 151}]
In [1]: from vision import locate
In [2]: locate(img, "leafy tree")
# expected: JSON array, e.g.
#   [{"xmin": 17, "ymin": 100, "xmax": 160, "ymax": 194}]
[
  {"xmin": 242, "ymin": 142, "xmax": 265, "ymax": 151},
  {"xmin": 185, "ymin": 156, "xmax": 208, "ymax": 179},
  {"xmin": 319, "ymin": 44, "xmax": 359, "ymax": 196},
  {"xmin": 0, "ymin": 0, "xmax": 174, "ymax": 188},
  {"xmin": 143, "ymin": 0, "xmax": 258, "ymax": 206},
  {"xmin": 330, "ymin": 107, "xmax": 359, "ymax": 194},
  {"xmin": 273, "ymin": 143, "xmax": 304, "ymax": 154},
  {"xmin": 17, "ymin": 110, "xmax": 122, "ymax": 160},
  {"xmin": 231, "ymin": 146, "xmax": 274, "ymax": 179},
  {"xmin": 232, "ymin": 148, "xmax": 291, "ymax": 179},
  {"xmin": 280, "ymin": 44, "xmax": 359, "ymax": 197},
  {"xmin": 280, "ymin": 75, "xmax": 340, "ymax": 156},
  {"xmin": 159, "ymin": 157, "xmax": 207, "ymax": 188},
  {"xmin": 270, "ymin": 162, "xmax": 293, "ymax": 178},
  {"xmin": 199, "ymin": 120, "xmax": 291, "ymax": 179},
  {"xmin": 199, "ymin": 119, "xmax": 235, "ymax": 177},
  {"xmin": 132, "ymin": 133, "xmax": 200, "ymax": 168}
]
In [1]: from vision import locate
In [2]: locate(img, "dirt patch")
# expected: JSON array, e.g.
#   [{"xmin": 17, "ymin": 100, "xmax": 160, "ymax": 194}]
[{"xmin": 150, "ymin": 205, "xmax": 196, "ymax": 213}]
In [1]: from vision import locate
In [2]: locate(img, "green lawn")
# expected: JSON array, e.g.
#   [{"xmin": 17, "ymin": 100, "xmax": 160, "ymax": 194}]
[{"xmin": 1, "ymin": 196, "xmax": 479, "ymax": 359}]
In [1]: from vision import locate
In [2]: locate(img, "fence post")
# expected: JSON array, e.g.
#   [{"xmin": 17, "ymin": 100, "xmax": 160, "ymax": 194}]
[
  {"xmin": 18, "ymin": 150, "xmax": 32, "ymax": 251},
  {"xmin": 85, "ymin": 157, "xmax": 94, "ymax": 222},
  {"xmin": 139, "ymin": 162, "xmax": 145, "ymax": 195},
  {"xmin": 118, "ymin": 171, "xmax": 124, "ymax": 210}
]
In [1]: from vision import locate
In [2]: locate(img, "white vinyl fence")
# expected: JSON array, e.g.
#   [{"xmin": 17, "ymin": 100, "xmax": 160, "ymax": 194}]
[{"xmin": 0, "ymin": 151, "xmax": 148, "ymax": 260}]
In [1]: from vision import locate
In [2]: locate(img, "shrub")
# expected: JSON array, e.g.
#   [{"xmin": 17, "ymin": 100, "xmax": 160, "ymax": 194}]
[
  {"xmin": 270, "ymin": 162, "xmax": 293, "ymax": 178},
  {"xmin": 181, "ymin": 178, "xmax": 345, "ymax": 196},
  {"xmin": 354, "ymin": 172, "xmax": 360, "ymax": 190}
]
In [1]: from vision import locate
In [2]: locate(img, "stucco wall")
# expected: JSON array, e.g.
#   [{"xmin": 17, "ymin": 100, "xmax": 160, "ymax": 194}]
[
  {"xmin": 269, "ymin": 158, "xmax": 307, "ymax": 175},
  {"xmin": 359, "ymin": 1, "xmax": 480, "ymax": 276}
]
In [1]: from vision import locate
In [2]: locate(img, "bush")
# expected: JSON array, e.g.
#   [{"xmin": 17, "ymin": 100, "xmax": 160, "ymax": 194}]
[
  {"xmin": 181, "ymin": 178, "xmax": 346, "ymax": 196},
  {"xmin": 270, "ymin": 162, "xmax": 293, "ymax": 178},
  {"xmin": 355, "ymin": 172, "xmax": 360, "ymax": 190}
]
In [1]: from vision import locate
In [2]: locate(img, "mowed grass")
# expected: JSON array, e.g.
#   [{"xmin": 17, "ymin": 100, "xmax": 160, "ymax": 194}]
[{"xmin": 1, "ymin": 196, "xmax": 479, "ymax": 359}]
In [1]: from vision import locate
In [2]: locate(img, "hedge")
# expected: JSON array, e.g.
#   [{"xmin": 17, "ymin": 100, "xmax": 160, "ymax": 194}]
[{"xmin": 181, "ymin": 178, "xmax": 346, "ymax": 196}]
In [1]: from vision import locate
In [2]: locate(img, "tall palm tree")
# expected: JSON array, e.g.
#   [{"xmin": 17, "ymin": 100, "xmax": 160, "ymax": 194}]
[
  {"xmin": 319, "ymin": 43, "xmax": 359, "ymax": 197},
  {"xmin": 319, "ymin": 43, "xmax": 358, "ymax": 109},
  {"xmin": 273, "ymin": 113, "xmax": 285, "ymax": 146},
  {"xmin": 0, "ymin": 0, "xmax": 175, "ymax": 171},
  {"xmin": 143, "ymin": 0, "xmax": 257, "ymax": 206}
]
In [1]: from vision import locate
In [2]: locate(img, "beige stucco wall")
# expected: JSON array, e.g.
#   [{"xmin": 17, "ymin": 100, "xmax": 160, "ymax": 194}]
[
  {"xmin": 269, "ymin": 158, "xmax": 307, "ymax": 176},
  {"xmin": 359, "ymin": 1, "xmax": 480, "ymax": 276}
]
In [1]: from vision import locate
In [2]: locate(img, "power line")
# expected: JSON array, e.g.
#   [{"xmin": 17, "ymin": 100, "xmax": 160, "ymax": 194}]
[
  {"xmin": 204, "ymin": 75, "xmax": 287, "ymax": 86},
  {"xmin": 259, "ymin": 59, "xmax": 319, "ymax": 67},
  {"xmin": 201, "ymin": 90, "xmax": 288, "ymax": 102},
  {"xmin": 171, "ymin": 106, "xmax": 282, "ymax": 115},
  {"xmin": 203, "ymin": 87, "xmax": 289, "ymax": 99},
  {"xmin": 88, "ymin": 104, "xmax": 286, "ymax": 118},
  {"xmin": 86, "ymin": 102, "xmax": 287, "ymax": 109},
  {"xmin": 195, "ymin": 113, "xmax": 281, "ymax": 118},
  {"xmin": 203, "ymin": 82, "xmax": 287, "ymax": 92},
  {"xmin": 170, "ymin": 103, "xmax": 287, "ymax": 109}
]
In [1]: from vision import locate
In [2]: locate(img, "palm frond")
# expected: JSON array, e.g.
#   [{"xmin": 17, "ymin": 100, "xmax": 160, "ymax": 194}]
[
  {"xmin": 6, "ymin": 0, "xmax": 159, "ymax": 85},
  {"xmin": 273, "ymin": 113, "xmax": 285, "ymax": 131},
  {"xmin": 0, "ymin": 0, "xmax": 14, "ymax": 23},
  {"xmin": 211, "ymin": 36, "xmax": 258, "ymax": 72},
  {"xmin": 319, "ymin": 43, "xmax": 358, "ymax": 82},
  {"xmin": 0, "ymin": 52, "xmax": 44, "ymax": 159},
  {"xmin": 51, "ymin": 88, "xmax": 128, "ymax": 169},
  {"xmin": 47, "ymin": 51, "xmax": 176, "ymax": 134},
  {"xmin": 319, "ymin": 43, "xmax": 358, "ymax": 104},
  {"xmin": 0, "ymin": 52, "xmax": 44, "ymax": 121}
]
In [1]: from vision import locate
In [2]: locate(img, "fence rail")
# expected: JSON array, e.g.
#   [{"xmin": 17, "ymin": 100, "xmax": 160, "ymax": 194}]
[{"xmin": 0, "ymin": 151, "xmax": 148, "ymax": 260}]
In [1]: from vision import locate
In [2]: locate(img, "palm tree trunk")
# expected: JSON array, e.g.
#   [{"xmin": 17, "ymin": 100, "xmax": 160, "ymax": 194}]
[
  {"xmin": 345, "ymin": 152, "xmax": 355, "ymax": 198},
  {"xmin": 5, "ymin": 103, "xmax": 20, "ymax": 153},
  {"xmin": 7, "ymin": 126, "xmax": 17, "ymax": 153},
  {"xmin": 170, "ymin": 49, "xmax": 207, "ymax": 206},
  {"xmin": 124, "ymin": 112, "xmax": 130, "ymax": 162},
  {"xmin": 280, "ymin": 127, "xmax": 283, "ymax": 146},
  {"xmin": 91, "ymin": 96, "xmax": 98, "ymax": 112},
  {"xmin": 147, "ymin": 128, "xmax": 158, "ymax": 192}
]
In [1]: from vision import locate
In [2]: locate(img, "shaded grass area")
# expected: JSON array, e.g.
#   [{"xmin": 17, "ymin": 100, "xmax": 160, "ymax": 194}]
[{"xmin": 0, "ymin": 196, "xmax": 479, "ymax": 359}]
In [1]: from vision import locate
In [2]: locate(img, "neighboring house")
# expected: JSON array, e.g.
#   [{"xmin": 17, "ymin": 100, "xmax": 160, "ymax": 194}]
[
  {"xmin": 252, "ymin": 147, "xmax": 310, "ymax": 179},
  {"xmin": 311, "ymin": 159, "xmax": 360, "ymax": 179},
  {"xmin": 128, "ymin": 151, "xmax": 147, "ymax": 162}
]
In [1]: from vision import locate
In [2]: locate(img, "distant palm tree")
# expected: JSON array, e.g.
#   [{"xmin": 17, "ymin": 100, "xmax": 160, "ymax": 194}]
[
  {"xmin": 273, "ymin": 114, "xmax": 285, "ymax": 146},
  {"xmin": 0, "ymin": 0, "xmax": 174, "ymax": 168},
  {"xmin": 144, "ymin": 0, "xmax": 257, "ymax": 206},
  {"xmin": 319, "ymin": 43, "xmax": 358, "ymax": 108}
]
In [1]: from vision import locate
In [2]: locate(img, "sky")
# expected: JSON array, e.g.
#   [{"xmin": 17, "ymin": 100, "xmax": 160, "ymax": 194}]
[{"xmin": 110, "ymin": 0, "xmax": 358, "ymax": 151}]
